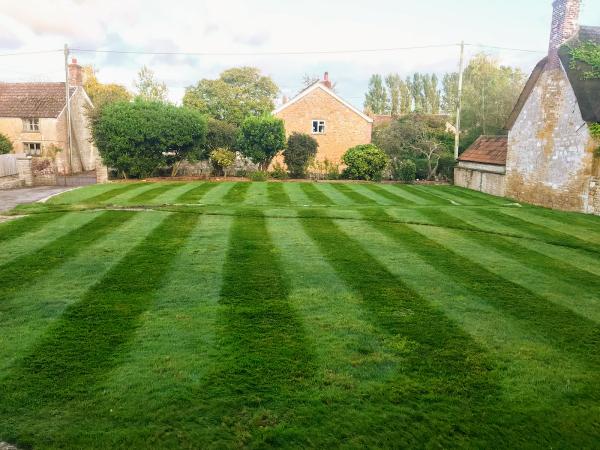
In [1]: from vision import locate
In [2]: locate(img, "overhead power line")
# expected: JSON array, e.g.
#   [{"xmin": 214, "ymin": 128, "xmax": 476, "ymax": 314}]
[
  {"xmin": 70, "ymin": 44, "xmax": 461, "ymax": 57},
  {"xmin": 0, "ymin": 43, "xmax": 547, "ymax": 59}
]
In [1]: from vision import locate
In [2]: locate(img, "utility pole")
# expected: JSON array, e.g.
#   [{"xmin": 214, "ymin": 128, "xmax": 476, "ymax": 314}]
[
  {"xmin": 64, "ymin": 43, "xmax": 73, "ymax": 173},
  {"xmin": 454, "ymin": 41, "xmax": 465, "ymax": 160}
]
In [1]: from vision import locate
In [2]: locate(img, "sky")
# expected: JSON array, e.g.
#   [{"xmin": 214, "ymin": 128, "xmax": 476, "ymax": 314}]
[{"xmin": 1, "ymin": 0, "xmax": 599, "ymax": 108}]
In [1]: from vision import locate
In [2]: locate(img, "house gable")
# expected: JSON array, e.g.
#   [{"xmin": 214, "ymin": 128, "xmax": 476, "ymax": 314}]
[{"xmin": 274, "ymin": 83, "xmax": 373, "ymax": 124}]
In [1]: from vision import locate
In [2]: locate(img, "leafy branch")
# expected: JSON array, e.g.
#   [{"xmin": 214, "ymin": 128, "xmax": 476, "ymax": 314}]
[{"xmin": 570, "ymin": 41, "xmax": 600, "ymax": 80}]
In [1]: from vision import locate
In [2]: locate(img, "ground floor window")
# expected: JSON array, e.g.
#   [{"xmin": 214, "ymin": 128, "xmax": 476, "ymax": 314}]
[
  {"xmin": 23, "ymin": 142, "xmax": 41, "ymax": 156},
  {"xmin": 312, "ymin": 120, "xmax": 326, "ymax": 134}
]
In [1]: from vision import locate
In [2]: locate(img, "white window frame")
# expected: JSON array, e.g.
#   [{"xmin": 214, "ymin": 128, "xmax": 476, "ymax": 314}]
[
  {"xmin": 312, "ymin": 120, "xmax": 326, "ymax": 135},
  {"xmin": 23, "ymin": 118, "xmax": 40, "ymax": 132},
  {"xmin": 23, "ymin": 142, "xmax": 42, "ymax": 156}
]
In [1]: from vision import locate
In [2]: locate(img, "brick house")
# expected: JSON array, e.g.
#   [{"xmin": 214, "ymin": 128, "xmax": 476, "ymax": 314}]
[
  {"xmin": 455, "ymin": 0, "xmax": 600, "ymax": 215},
  {"xmin": 273, "ymin": 73, "xmax": 373, "ymax": 166},
  {"xmin": 0, "ymin": 59, "xmax": 100, "ymax": 176}
]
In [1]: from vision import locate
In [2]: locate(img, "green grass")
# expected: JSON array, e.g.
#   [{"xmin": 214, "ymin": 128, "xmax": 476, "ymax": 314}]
[{"xmin": 1, "ymin": 181, "xmax": 599, "ymax": 448}]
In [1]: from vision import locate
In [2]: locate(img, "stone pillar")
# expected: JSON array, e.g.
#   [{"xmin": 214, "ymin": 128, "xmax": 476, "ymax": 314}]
[
  {"xmin": 16, "ymin": 156, "xmax": 33, "ymax": 187},
  {"xmin": 96, "ymin": 163, "xmax": 109, "ymax": 183}
]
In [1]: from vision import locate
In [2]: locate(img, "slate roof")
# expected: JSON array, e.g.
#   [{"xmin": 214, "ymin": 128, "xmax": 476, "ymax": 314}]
[
  {"xmin": 559, "ymin": 26, "xmax": 600, "ymax": 123},
  {"xmin": 0, "ymin": 83, "xmax": 76, "ymax": 118},
  {"xmin": 458, "ymin": 135, "xmax": 507, "ymax": 166}
]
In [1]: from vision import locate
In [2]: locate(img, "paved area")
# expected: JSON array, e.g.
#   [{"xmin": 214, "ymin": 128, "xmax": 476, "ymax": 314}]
[{"xmin": 0, "ymin": 186, "xmax": 74, "ymax": 213}]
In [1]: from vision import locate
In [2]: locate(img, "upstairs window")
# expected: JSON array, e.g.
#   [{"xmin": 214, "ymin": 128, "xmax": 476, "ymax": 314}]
[
  {"xmin": 312, "ymin": 120, "xmax": 326, "ymax": 134},
  {"xmin": 23, "ymin": 118, "xmax": 40, "ymax": 132},
  {"xmin": 23, "ymin": 142, "xmax": 41, "ymax": 156}
]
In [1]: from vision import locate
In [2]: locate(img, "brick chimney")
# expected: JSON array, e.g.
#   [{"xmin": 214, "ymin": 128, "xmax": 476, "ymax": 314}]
[
  {"xmin": 322, "ymin": 72, "xmax": 333, "ymax": 89},
  {"xmin": 68, "ymin": 58, "xmax": 83, "ymax": 87},
  {"xmin": 547, "ymin": 0, "xmax": 581, "ymax": 68}
]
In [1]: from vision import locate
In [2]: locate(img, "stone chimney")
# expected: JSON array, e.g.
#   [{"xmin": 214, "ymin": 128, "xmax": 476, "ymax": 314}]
[
  {"xmin": 68, "ymin": 58, "xmax": 83, "ymax": 87},
  {"xmin": 547, "ymin": 0, "xmax": 581, "ymax": 68},
  {"xmin": 322, "ymin": 72, "xmax": 333, "ymax": 89}
]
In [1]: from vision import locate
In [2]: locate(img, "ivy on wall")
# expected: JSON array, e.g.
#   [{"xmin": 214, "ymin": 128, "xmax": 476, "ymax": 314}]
[
  {"xmin": 570, "ymin": 41, "xmax": 600, "ymax": 79},
  {"xmin": 590, "ymin": 123, "xmax": 600, "ymax": 156}
]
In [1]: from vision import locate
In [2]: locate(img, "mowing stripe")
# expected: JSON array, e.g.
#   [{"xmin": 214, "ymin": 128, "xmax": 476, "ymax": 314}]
[
  {"xmin": 433, "ymin": 185, "xmax": 506, "ymax": 205},
  {"xmin": 198, "ymin": 212, "xmax": 315, "ymax": 444},
  {"xmin": 0, "ymin": 211, "xmax": 136, "ymax": 301},
  {"xmin": 397, "ymin": 185, "xmax": 452, "ymax": 205},
  {"xmin": 363, "ymin": 209, "xmax": 600, "ymax": 368},
  {"xmin": 0, "ymin": 212, "xmax": 198, "ymax": 421},
  {"xmin": 267, "ymin": 182, "xmax": 291, "ymax": 205},
  {"xmin": 80, "ymin": 183, "xmax": 144, "ymax": 204},
  {"xmin": 362, "ymin": 184, "xmax": 416, "ymax": 205},
  {"xmin": 474, "ymin": 208, "xmax": 600, "ymax": 254},
  {"xmin": 222, "ymin": 182, "xmax": 251, "ymax": 203},
  {"xmin": 418, "ymin": 208, "xmax": 600, "ymax": 320},
  {"xmin": 175, "ymin": 183, "xmax": 219, "ymax": 203},
  {"xmin": 329, "ymin": 183, "xmax": 379, "ymax": 204},
  {"xmin": 299, "ymin": 183, "xmax": 335, "ymax": 205},
  {"xmin": 0, "ymin": 212, "xmax": 63, "ymax": 244},
  {"xmin": 424, "ymin": 208, "xmax": 600, "ymax": 292},
  {"xmin": 127, "ymin": 183, "xmax": 182, "ymax": 204},
  {"xmin": 299, "ymin": 209, "xmax": 500, "ymax": 444}
]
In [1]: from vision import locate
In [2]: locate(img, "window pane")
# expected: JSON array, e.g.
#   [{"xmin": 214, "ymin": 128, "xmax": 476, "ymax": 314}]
[{"xmin": 312, "ymin": 121, "xmax": 318, "ymax": 133}]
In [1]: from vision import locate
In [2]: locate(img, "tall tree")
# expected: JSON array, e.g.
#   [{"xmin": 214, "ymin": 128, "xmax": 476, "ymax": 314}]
[
  {"xmin": 83, "ymin": 66, "xmax": 131, "ymax": 109},
  {"xmin": 183, "ymin": 67, "xmax": 279, "ymax": 126},
  {"xmin": 134, "ymin": 66, "xmax": 168, "ymax": 103},
  {"xmin": 422, "ymin": 74, "xmax": 441, "ymax": 114},
  {"xmin": 441, "ymin": 72, "xmax": 459, "ymax": 115},
  {"xmin": 399, "ymin": 79, "xmax": 412, "ymax": 114},
  {"xmin": 364, "ymin": 75, "xmax": 389, "ymax": 115},
  {"xmin": 458, "ymin": 53, "xmax": 527, "ymax": 147},
  {"xmin": 385, "ymin": 74, "xmax": 402, "ymax": 117}
]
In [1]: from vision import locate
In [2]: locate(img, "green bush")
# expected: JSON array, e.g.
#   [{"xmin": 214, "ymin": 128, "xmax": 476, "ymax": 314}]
[
  {"xmin": 437, "ymin": 152, "xmax": 456, "ymax": 181},
  {"xmin": 341, "ymin": 144, "xmax": 389, "ymax": 181},
  {"xmin": 0, "ymin": 133, "xmax": 13, "ymax": 154},
  {"xmin": 237, "ymin": 115, "xmax": 286, "ymax": 170},
  {"xmin": 210, "ymin": 148, "xmax": 236, "ymax": 176},
  {"xmin": 249, "ymin": 170, "xmax": 269, "ymax": 181},
  {"xmin": 284, "ymin": 132, "xmax": 318, "ymax": 178},
  {"xmin": 415, "ymin": 159, "xmax": 429, "ymax": 180},
  {"xmin": 270, "ymin": 162, "xmax": 288, "ymax": 180},
  {"xmin": 205, "ymin": 119, "xmax": 238, "ymax": 153},
  {"xmin": 91, "ymin": 100, "xmax": 207, "ymax": 178},
  {"xmin": 393, "ymin": 160, "xmax": 416, "ymax": 183}
]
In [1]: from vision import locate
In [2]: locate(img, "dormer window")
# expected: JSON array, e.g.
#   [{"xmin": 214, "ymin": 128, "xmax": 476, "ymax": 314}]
[
  {"xmin": 312, "ymin": 120, "xmax": 326, "ymax": 134},
  {"xmin": 23, "ymin": 118, "xmax": 40, "ymax": 132}
]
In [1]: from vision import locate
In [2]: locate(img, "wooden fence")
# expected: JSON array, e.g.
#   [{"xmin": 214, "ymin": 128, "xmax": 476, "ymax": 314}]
[{"xmin": 0, "ymin": 154, "xmax": 17, "ymax": 178}]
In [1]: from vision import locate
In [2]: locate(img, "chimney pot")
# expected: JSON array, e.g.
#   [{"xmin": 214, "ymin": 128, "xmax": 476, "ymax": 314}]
[{"xmin": 322, "ymin": 71, "xmax": 333, "ymax": 89}]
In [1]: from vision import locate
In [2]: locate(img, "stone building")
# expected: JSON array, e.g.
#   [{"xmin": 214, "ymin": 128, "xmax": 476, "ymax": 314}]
[
  {"xmin": 273, "ymin": 73, "xmax": 373, "ymax": 166},
  {"xmin": 0, "ymin": 58, "xmax": 100, "ymax": 176},
  {"xmin": 455, "ymin": 136, "xmax": 507, "ymax": 197},
  {"xmin": 455, "ymin": 0, "xmax": 600, "ymax": 215}
]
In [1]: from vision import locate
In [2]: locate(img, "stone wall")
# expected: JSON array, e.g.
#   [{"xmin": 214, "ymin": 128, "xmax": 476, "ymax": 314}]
[
  {"xmin": 454, "ymin": 165, "xmax": 506, "ymax": 197},
  {"xmin": 506, "ymin": 66, "xmax": 597, "ymax": 213},
  {"xmin": 588, "ymin": 177, "xmax": 600, "ymax": 215},
  {"xmin": 31, "ymin": 157, "xmax": 57, "ymax": 186},
  {"xmin": 0, "ymin": 175, "xmax": 23, "ymax": 190},
  {"xmin": 274, "ymin": 87, "xmax": 372, "ymax": 166}
]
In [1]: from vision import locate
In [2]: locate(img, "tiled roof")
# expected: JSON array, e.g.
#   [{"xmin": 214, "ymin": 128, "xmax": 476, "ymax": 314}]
[
  {"xmin": 0, "ymin": 83, "xmax": 76, "ymax": 118},
  {"xmin": 458, "ymin": 135, "xmax": 507, "ymax": 166}
]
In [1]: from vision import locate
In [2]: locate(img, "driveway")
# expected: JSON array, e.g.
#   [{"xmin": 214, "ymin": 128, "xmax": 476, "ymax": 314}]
[{"xmin": 0, "ymin": 186, "xmax": 75, "ymax": 213}]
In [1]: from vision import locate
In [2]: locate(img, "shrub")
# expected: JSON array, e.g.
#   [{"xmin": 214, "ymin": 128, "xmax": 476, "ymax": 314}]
[
  {"xmin": 393, "ymin": 160, "xmax": 416, "ymax": 183},
  {"xmin": 284, "ymin": 132, "xmax": 318, "ymax": 178},
  {"xmin": 0, "ymin": 133, "xmax": 13, "ymax": 154},
  {"xmin": 415, "ymin": 159, "xmax": 429, "ymax": 180},
  {"xmin": 237, "ymin": 115, "xmax": 286, "ymax": 170},
  {"xmin": 342, "ymin": 144, "xmax": 389, "ymax": 181},
  {"xmin": 437, "ymin": 152, "xmax": 456, "ymax": 181},
  {"xmin": 206, "ymin": 119, "xmax": 239, "ymax": 153},
  {"xmin": 210, "ymin": 148, "xmax": 236, "ymax": 176},
  {"xmin": 249, "ymin": 170, "xmax": 269, "ymax": 181},
  {"xmin": 270, "ymin": 162, "xmax": 288, "ymax": 180},
  {"xmin": 92, "ymin": 100, "xmax": 207, "ymax": 178}
]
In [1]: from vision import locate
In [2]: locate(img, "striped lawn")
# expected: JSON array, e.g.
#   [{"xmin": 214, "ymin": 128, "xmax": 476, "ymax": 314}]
[{"xmin": 1, "ymin": 181, "xmax": 599, "ymax": 449}]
